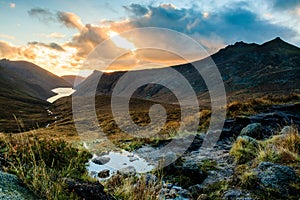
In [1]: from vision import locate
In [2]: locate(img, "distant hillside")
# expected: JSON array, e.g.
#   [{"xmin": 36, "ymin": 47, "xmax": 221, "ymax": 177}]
[
  {"xmin": 0, "ymin": 59, "xmax": 71, "ymax": 132},
  {"xmin": 75, "ymin": 37, "xmax": 300, "ymax": 103},
  {"xmin": 0, "ymin": 59, "xmax": 71, "ymax": 100},
  {"xmin": 61, "ymin": 75, "xmax": 85, "ymax": 86}
]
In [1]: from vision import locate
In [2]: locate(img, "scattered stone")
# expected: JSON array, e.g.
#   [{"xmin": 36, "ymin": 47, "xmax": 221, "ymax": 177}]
[
  {"xmin": 117, "ymin": 166, "xmax": 136, "ymax": 177},
  {"xmin": 280, "ymin": 126, "xmax": 297, "ymax": 135},
  {"xmin": 240, "ymin": 123, "xmax": 265, "ymax": 139},
  {"xmin": 98, "ymin": 169, "xmax": 110, "ymax": 178},
  {"xmin": 253, "ymin": 162, "xmax": 299, "ymax": 196},
  {"xmin": 64, "ymin": 178, "xmax": 115, "ymax": 200},
  {"xmin": 129, "ymin": 157, "xmax": 139, "ymax": 162},
  {"xmin": 146, "ymin": 174, "xmax": 158, "ymax": 185},
  {"xmin": 197, "ymin": 194, "xmax": 208, "ymax": 200},
  {"xmin": 92, "ymin": 156, "xmax": 110, "ymax": 165}
]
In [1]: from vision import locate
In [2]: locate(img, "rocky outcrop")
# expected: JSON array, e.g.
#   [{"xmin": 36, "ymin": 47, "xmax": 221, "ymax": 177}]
[
  {"xmin": 0, "ymin": 171, "xmax": 37, "ymax": 200},
  {"xmin": 253, "ymin": 162, "xmax": 299, "ymax": 196},
  {"xmin": 65, "ymin": 179, "xmax": 115, "ymax": 200}
]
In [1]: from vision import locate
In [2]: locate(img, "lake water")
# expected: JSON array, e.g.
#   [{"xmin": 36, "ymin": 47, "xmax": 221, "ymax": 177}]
[{"xmin": 47, "ymin": 88, "xmax": 75, "ymax": 103}]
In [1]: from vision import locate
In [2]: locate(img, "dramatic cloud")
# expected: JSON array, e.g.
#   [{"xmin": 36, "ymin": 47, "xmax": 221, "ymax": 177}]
[
  {"xmin": 123, "ymin": 4, "xmax": 149, "ymax": 16},
  {"xmin": 28, "ymin": 42, "xmax": 65, "ymax": 51},
  {"xmin": 57, "ymin": 12, "xmax": 84, "ymax": 30},
  {"xmin": 28, "ymin": 8, "xmax": 56, "ymax": 22},
  {"xmin": 272, "ymin": 0, "xmax": 300, "ymax": 10}
]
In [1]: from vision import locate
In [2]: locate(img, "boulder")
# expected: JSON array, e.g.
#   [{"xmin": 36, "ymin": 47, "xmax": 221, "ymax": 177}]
[
  {"xmin": 223, "ymin": 189, "xmax": 253, "ymax": 200},
  {"xmin": 280, "ymin": 126, "xmax": 297, "ymax": 135},
  {"xmin": 64, "ymin": 178, "xmax": 115, "ymax": 200},
  {"xmin": 240, "ymin": 123, "xmax": 265, "ymax": 139},
  {"xmin": 117, "ymin": 166, "xmax": 136, "ymax": 177},
  {"xmin": 253, "ymin": 162, "xmax": 299, "ymax": 196},
  {"xmin": 98, "ymin": 169, "xmax": 110, "ymax": 178},
  {"xmin": 91, "ymin": 156, "xmax": 110, "ymax": 165},
  {"xmin": 0, "ymin": 171, "xmax": 37, "ymax": 200}
]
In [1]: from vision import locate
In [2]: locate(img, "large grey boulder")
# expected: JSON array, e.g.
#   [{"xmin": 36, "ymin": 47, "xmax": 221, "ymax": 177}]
[
  {"xmin": 240, "ymin": 123, "xmax": 265, "ymax": 139},
  {"xmin": 254, "ymin": 162, "xmax": 299, "ymax": 196},
  {"xmin": 0, "ymin": 171, "xmax": 37, "ymax": 200}
]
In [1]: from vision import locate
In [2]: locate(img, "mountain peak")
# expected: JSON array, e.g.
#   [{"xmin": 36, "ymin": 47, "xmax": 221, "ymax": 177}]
[{"xmin": 261, "ymin": 37, "xmax": 294, "ymax": 48}]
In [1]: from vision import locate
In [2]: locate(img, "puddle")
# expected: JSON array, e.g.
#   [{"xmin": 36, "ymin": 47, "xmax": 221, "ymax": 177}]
[{"xmin": 86, "ymin": 150, "xmax": 155, "ymax": 179}]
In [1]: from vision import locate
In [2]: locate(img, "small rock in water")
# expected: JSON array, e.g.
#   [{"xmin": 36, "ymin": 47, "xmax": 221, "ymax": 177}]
[
  {"xmin": 129, "ymin": 157, "xmax": 139, "ymax": 162},
  {"xmin": 92, "ymin": 156, "xmax": 110, "ymax": 165},
  {"xmin": 117, "ymin": 166, "xmax": 136, "ymax": 177},
  {"xmin": 98, "ymin": 169, "xmax": 110, "ymax": 178}
]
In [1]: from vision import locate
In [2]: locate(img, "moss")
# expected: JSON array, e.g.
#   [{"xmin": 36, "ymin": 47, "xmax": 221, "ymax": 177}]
[{"xmin": 202, "ymin": 180, "xmax": 230, "ymax": 200}]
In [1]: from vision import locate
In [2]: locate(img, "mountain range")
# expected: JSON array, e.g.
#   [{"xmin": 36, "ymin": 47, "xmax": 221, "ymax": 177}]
[
  {"xmin": 75, "ymin": 37, "xmax": 300, "ymax": 103},
  {"xmin": 0, "ymin": 37, "xmax": 299, "ymax": 132}
]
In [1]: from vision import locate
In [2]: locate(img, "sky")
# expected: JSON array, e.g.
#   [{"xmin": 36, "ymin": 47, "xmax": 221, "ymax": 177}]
[{"xmin": 0, "ymin": 0, "xmax": 300, "ymax": 76}]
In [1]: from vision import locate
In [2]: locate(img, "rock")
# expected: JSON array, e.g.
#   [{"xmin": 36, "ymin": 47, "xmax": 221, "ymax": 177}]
[
  {"xmin": 223, "ymin": 190, "xmax": 243, "ymax": 200},
  {"xmin": 0, "ymin": 171, "xmax": 37, "ymax": 200},
  {"xmin": 197, "ymin": 194, "xmax": 208, "ymax": 200},
  {"xmin": 98, "ymin": 169, "xmax": 110, "ymax": 178},
  {"xmin": 92, "ymin": 156, "xmax": 110, "ymax": 165},
  {"xmin": 146, "ymin": 174, "xmax": 158, "ymax": 185},
  {"xmin": 64, "ymin": 178, "xmax": 115, "ymax": 200},
  {"xmin": 129, "ymin": 157, "xmax": 139, "ymax": 162},
  {"xmin": 117, "ymin": 166, "xmax": 136, "ymax": 177},
  {"xmin": 223, "ymin": 189, "xmax": 254, "ymax": 200},
  {"xmin": 236, "ymin": 136, "xmax": 259, "ymax": 148},
  {"xmin": 253, "ymin": 162, "xmax": 299, "ymax": 196},
  {"xmin": 280, "ymin": 126, "xmax": 297, "ymax": 135},
  {"xmin": 240, "ymin": 123, "xmax": 265, "ymax": 139},
  {"xmin": 164, "ymin": 160, "xmax": 207, "ymax": 187},
  {"xmin": 178, "ymin": 189, "xmax": 193, "ymax": 198}
]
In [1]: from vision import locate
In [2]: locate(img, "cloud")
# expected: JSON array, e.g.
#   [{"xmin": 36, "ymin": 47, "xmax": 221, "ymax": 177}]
[
  {"xmin": 28, "ymin": 8, "xmax": 56, "ymax": 22},
  {"xmin": 123, "ymin": 4, "xmax": 149, "ymax": 16},
  {"xmin": 28, "ymin": 41, "xmax": 65, "ymax": 51},
  {"xmin": 57, "ymin": 12, "xmax": 84, "ymax": 30},
  {"xmin": 272, "ymin": 0, "xmax": 300, "ymax": 10},
  {"xmin": 0, "ymin": 34, "xmax": 15, "ymax": 40},
  {"xmin": 10, "ymin": 3, "xmax": 15, "ymax": 8},
  {"xmin": 37, "ymin": 32, "xmax": 65, "ymax": 39},
  {"xmin": 0, "ymin": 41, "xmax": 36, "ymax": 60},
  {"xmin": 0, "ymin": 41, "xmax": 18, "ymax": 57}
]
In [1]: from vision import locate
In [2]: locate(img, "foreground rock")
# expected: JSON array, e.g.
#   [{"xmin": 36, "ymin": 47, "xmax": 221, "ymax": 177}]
[
  {"xmin": 253, "ymin": 162, "xmax": 299, "ymax": 196},
  {"xmin": 0, "ymin": 171, "xmax": 37, "ymax": 200},
  {"xmin": 117, "ymin": 166, "xmax": 136, "ymax": 177},
  {"xmin": 65, "ymin": 179, "xmax": 115, "ymax": 200},
  {"xmin": 92, "ymin": 156, "xmax": 110, "ymax": 165}
]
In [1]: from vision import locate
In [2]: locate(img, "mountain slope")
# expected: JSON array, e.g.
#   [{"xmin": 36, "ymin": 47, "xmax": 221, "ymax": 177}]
[
  {"xmin": 0, "ymin": 59, "xmax": 71, "ymax": 100},
  {"xmin": 0, "ymin": 59, "xmax": 71, "ymax": 132},
  {"xmin": 61, "ymin": 75, "xmax": 85, "ymax": 86},
  {"xmin": 75, "ymin": 37, "xmax": 300, "ymax": 103}
]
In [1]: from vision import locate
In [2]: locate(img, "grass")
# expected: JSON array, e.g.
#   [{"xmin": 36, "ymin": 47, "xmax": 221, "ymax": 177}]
[
  {"xmin": 103, "ymin": 173, "xmax": 162, "ymax": 200},
  {"xmin": 0, "ymin": 133, "xmax": 92, "ymax": 200},
  {"xmin": 229, "ymin": 125, "xmax": 300, "ymax": 199},
  {"xmin": 229, "ymin": 136, "xmax": 259, "ymax": 164}
]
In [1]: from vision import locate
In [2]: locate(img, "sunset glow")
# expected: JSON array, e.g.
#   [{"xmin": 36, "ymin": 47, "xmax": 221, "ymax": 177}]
[{"xmin": 0, "ymin": 0, "xmax": 299, "ymax": 76}]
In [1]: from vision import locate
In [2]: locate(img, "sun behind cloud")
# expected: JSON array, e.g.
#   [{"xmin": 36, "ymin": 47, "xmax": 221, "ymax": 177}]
[{"xmin": 108, "ymin": 31, "xmax": 136, "ymax": 52}]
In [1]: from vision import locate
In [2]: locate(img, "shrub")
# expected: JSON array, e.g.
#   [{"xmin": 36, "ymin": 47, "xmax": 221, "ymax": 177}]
[{"xmin": 2, "ymin": 135, "xmax": 92, "ymax": 199}]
